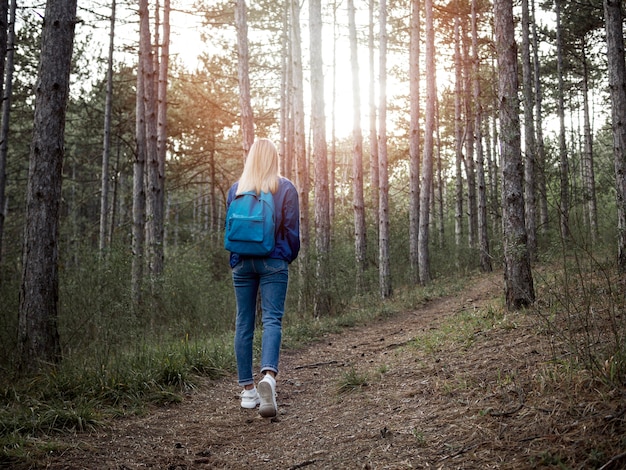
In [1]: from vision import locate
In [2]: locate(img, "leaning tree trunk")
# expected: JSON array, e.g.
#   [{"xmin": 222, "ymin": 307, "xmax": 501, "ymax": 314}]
[
  {"xmin": 604, "ymin": 0, "xmax": 626, "ymax": 274},
  {"xmin": 493, "ymin": 0, "xmax": 535, "ymax": 310},
  {"xmin": 347, "ymin": 0, "xmax": 366, "ymax": 294},
  {"xmin": 418, "ymin": 0, "xmax": 435, "ymax": 286},
  {"xmin": 309, "ymin": 0, "xmax": 331, "ymax": 315},
  {"xmin": 18, "ymin": 0, "xmax": 77, "ymax": 374}
]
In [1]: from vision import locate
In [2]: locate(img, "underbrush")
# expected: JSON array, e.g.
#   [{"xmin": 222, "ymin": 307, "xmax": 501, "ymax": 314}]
[{"xmin": 0, "ymin": 243, "xmax": 465, "ymax": 464}]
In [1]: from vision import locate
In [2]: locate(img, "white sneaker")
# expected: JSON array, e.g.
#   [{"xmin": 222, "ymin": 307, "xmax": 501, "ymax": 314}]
[
  {"xmin": 257, "ymin": 374, "xmax": 277, "ymax": 418},
  {"xmin": 240, "ymin": 387, "xmax": 260, "ymax": 409}
]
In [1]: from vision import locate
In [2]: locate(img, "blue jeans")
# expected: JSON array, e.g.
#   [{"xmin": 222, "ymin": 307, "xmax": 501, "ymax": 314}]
[{"xmin": 232, "ymin": 257, "xmax": 289, "ymax": 386}]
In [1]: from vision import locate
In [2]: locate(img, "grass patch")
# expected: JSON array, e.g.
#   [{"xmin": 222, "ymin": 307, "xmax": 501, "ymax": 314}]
[{"xmin": 336, "ymin": 367, "xmax": 369, "ymax": 395}]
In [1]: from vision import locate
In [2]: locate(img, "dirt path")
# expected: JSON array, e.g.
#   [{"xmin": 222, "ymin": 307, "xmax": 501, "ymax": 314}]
[{"xmin": 34, "ymin": 272, "xmax": 625, "ymax": 469}]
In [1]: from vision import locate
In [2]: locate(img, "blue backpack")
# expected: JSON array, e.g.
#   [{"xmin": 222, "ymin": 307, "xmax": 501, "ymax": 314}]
[{"xmin": 224, "ymin": 190, "xmax": 276, "ymax": 256}]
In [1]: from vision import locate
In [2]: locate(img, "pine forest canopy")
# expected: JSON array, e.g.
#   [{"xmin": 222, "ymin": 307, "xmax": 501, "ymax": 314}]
[{"xmin": 1, "ymin": 0, "xmax": 625, "ymax": 370}]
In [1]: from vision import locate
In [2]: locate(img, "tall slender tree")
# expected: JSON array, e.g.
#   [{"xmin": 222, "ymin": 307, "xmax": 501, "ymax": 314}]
[
  {"xmin": 472, "ymin": 0, "xmax": 491, "ymax": 272},
  {"xmin": 132, "ymin": 15, "xmax": 148, "ymax": 306},
  {"xmin": 531, "ymin": 0, "xmax": 548, "ymax": 233},
  {"xmin": 453, "ymin": 12, "xmax": 464, "ymax": 250},
  {"xmin": 493, "ymin": 0, "xmax": 535, "ymax": 309},
  {"xmin": 348, "ymin": 0, "xmax": 366, "ymax": 293},
  {"xmin": 378, "ymin": 0, "xmax": 392, "ymax": 298},
  {"xmin": 309, "ymin": 0, "xmax": 331, "ymax": 315},
  {"xmin": 0, "ymin": 0, "xmax": 14, "ymax": 268},
  {"xmin": 18, "ymin": 0, "xmax": 78, "ymax": 373},
  {"xmin": 139, "ymin": 0, "xmax": 161, "ymax": 283},
  {"xmin": 156, "ymin": 0, "xmax": 170, "ymax": 255},
  {"xmin": 409, "ymin": 0, "xmax": 421, "ymax": 284},
  {"xmin": 289, "ymin": 0, "xmax": 309, "ymax": 308},
  {"xmin": 418, "ymin": 0, "xmax": 435, "ymax": 285},
  {"xmin": 99, "ymin": 0, "xmax": 116, "ymax": 256},
  {"xmin": 521, "ymin": 0, "xmax": 537, "ymax": 260},
  {"xmin": 369, "ymin": 0, "xmax": 379, "ymax": 238},
  {"xmin": 604, "ymin": 0, "xmax": 626, "ymax": 274},
  {"xmin": 235, "ymin": 0, "xmax": 254, "ymax": 158},
  {"xmin": 555, "ymin": 0, "xmax": 570, "ymax": 241}
]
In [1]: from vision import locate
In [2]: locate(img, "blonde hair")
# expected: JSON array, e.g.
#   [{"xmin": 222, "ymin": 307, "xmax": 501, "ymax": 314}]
[{"xmin": 236, "ymin": 138, "xmax": 280, "ymax": 195}]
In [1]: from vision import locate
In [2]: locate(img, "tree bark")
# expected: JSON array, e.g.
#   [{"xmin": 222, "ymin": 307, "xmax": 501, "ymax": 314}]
[
  {"xmin": 18, "ymin": 0, "xmax": 77, "ymax": 373},
  {"xmin": 603, "ymin": 0, "xmax": 626, "ymax": 274},
  {"xmin": 493, "ymin": 0, "xmax": 535, "ymax": 309}
]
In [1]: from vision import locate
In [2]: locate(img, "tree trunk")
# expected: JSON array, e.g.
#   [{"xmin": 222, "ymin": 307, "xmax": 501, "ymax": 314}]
[
  {"xmin": 378, "ymin": 0, "xmax": 392, "ymax": 298},
  {"xmin": 521, "ymin": 0, "xmax": 537, "ymax": 260},
  {"xmin": 418, "ymin": 0, "xmax": 435, "ymax": 286},
  {"xmin": 493, "ymin": 0, "xmax": 535, "ymax": 310},
  {"xmin": 472, "ymin": 0, "xmax": 491, "ymax": 273},
  {"xmin": 580, "ymin": 44, "xmax": 598, "ymax": 241},
  {"xmin": 289, "ymin": 0, "xmax": 310, "ymax": 308},
  {"xmin": 453, "ymin": 14, "xmax": 464, "ymax": 250},
  {"xmin": 235, "ymin": 0, "xmax": 254, "ymax": 158},
  {"xmin": 555, "ymin": 0, "xmax": 570, "ymax": 241},
  {"xmin": 348, "ymin": 0, "xmax": 366, "ymax": 294},
  {"xmin": 156, "ymin": 0, "xmax": 170, "ymax": 256},
  {"xmin": 139, "ymin": 0, "xmax": 161, "ymax": 283},
  {"xmin": 369, "ymin": 0, "xmax": 379, "ymax": 239},
  {"xmin": 531, "ymin": 0, "xmax": 548, "ymax": 233},
  {"xmin": 0, "ymin": 0, "xmax": 14, "ymax": 268},
  {"xmin": 99, "ymin": 0, "xmax": 115, "ymax": 256},
  {"xmin": 409, "ymin": 0, "xmax": 421, "ymax": 284},
  {"xmin": 309, "ymin": 0, "xmax": 331, "ymax": 315},
  {"xmin": 132, "ymin": 24, "xmax": 147, "ymax": 307},
  {"xmin": 18, "ymin": 0, "xmax": 77, "ymax": 373},
  {"xmin": 462, "ymin": 16, "xmax": 477, "ymax": 250},
  {"xmin": 603, "ymin": 0, "xmax": 626, "ymax": 274}
]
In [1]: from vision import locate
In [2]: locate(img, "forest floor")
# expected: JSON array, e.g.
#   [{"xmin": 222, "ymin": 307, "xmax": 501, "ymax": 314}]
[{"xmin": 21, "ymin": 271, "xmax": 626, "ymax": 469}]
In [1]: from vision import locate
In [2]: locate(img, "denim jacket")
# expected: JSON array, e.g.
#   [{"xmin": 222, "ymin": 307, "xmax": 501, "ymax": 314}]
[{"xmin": 226, "ymin": 177, "xmax": 300, "ymax": 268}]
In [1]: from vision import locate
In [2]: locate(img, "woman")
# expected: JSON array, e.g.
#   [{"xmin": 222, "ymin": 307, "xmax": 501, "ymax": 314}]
[{"xmin": 225, "ymin": 138, "xmax": 300, "ymax": 418}]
